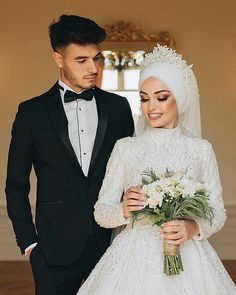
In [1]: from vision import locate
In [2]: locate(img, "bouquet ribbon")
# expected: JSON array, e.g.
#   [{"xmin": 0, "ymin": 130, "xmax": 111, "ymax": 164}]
[{"xmin": 163, "ymin": 241, "xmax": 183, "ymax": 275}]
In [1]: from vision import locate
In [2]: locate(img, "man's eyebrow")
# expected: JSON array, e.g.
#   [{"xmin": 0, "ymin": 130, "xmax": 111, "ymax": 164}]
[
  {"xmin": 74, "ymin": 56, "xmax": 88, "ymax": 60},
  {"xmin": 74, "ymin": 52, "xmax": 101, "ymax": 60}
]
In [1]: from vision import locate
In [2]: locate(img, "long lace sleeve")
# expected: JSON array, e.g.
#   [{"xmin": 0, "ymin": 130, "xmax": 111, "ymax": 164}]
[
  {"xmin": 94, "ymin": 139, "xmax": 130, "ymax": 228},
  {"xmin": 193, "ymin": 141, "xmax": 227, "ymax": 240}
]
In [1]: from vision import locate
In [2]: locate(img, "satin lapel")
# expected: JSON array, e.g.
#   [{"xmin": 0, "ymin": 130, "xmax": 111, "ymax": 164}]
[
  {"xmin": 45, "ymin": 84, "xmax": 84, "ymax": 176},
  {"xmin": 89, "ymin": 87, "xmax": 108, "ymax": 174}
]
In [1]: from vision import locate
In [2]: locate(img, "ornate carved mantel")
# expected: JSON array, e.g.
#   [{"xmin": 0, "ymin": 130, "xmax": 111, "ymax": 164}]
[{"xmin": 100, "ymin": 21, "xmax": 175, "ymax": 52}]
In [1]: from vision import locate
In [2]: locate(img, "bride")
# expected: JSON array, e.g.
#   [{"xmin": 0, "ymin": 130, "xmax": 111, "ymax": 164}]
[{"xmin": 78, "ymin": 45, "xmax": 236, "ymax": 294}]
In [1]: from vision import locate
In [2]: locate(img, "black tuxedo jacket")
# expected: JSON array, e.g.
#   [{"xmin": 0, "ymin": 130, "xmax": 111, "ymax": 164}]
[{"xmin": 6, "ymin": 82, "xmax": 134, "ymax": 265}]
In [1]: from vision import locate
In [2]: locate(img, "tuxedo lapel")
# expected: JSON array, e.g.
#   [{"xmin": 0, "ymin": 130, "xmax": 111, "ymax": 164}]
[
  {"xmin": 45, "ymin": 83, "xmax": 85, "ymax": 176},
  {"xmin": 89, "ymin": 87, "xmax": 108, "ymax": 174}
]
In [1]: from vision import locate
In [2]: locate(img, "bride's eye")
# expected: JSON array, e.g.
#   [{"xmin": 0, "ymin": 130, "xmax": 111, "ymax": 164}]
[
  {"xmin": 140, "ymin": 97, "xmax": 149, "ymax": 103},
  {"xmin": 158, "ymin": 96, "xmax": 169, "ymax": 102}
]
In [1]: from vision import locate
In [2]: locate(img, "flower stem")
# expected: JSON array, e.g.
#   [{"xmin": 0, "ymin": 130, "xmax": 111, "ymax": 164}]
[{"xmin": 164, "ymin": 254, "xmax": 184, "ymax": 275}]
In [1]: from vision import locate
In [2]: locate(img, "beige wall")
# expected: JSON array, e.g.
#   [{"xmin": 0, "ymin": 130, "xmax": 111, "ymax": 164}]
[{"xmin": 1, "ymin": 0, "xmax": 236, "ymax": 208}]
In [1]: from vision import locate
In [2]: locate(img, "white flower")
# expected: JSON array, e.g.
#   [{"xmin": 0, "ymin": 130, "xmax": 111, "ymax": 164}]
[
  {"xmin": 147, "ymin": 192, "xmax": 163, "ymax": 208},
  {"xmin": 156, "ymin": 178, "xmax": 170, "ymax": 193},
  {"xmin": 141, "ymin": 184, "xmax": 151, "ymax": 195},
  {"xmin": 141, "ymin": 181, "xmax": 158, "ymax": 195},
  {"xmin": 195, "ymin": 181, "xmax": 205, "ymax": 191},
  {"xmin": 141, "ymin": 182, "xmax": 163, "ymax": 208},
  {"xmin": 178, "ymin": 176, "xmax": 203, "ymax": 197},
  {"xmin": 158, "ymin": 178, "xmax": 170, "ymax": 187}
]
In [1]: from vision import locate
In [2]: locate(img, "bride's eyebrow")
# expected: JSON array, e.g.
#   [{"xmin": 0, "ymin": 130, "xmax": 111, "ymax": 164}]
[{"xmin": 139, "ymin": 90, "xmax": 170, "ymax": 95}]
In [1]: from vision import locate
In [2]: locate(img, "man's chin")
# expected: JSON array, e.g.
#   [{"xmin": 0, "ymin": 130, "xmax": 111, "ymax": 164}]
[
  {"xmin": 74, "ymin": 80, "xmax": 96, "ymax": 90},
  {"xmin": 84, "ymin": 82, "xmax": 96, "ymax": 89}
]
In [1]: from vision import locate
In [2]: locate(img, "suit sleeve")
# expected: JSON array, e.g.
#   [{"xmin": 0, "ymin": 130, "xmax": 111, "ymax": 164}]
[
  {"xmin": 5, "ymin": 103, "xmax": 38, "ymax": 254},
  {"xmin": 122, "ymin": 98, "xmax": 135, "ymax": 137}
]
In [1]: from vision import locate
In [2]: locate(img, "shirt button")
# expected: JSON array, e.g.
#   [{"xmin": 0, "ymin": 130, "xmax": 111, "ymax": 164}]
[
  {"xmin": 81, "ymin": 129, "xmax": 84, "ymax": 132},
  {"xmin": 83, "ymin": 152, "xmax": 86, "ymax": 155}
]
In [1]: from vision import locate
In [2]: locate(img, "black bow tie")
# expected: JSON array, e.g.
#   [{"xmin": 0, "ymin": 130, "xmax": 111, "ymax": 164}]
[{"xmin": 63, "ymin": 88, "xmax": 94, "ymax": 103}]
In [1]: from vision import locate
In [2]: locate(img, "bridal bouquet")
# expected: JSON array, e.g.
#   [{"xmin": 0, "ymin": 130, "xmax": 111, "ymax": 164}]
[{"xmin": 131, "ymin": 169, "xmax": 214, "ymax": 276}]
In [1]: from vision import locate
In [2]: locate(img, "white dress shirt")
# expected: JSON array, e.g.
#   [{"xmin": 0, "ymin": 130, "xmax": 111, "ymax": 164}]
[
  {"xmin": 58, "ymin": 79, "xmax": 98, "ymax": 176},
  {"xmin": 25, "ymin": 80, "xmax": 98, "ymax": 254}
]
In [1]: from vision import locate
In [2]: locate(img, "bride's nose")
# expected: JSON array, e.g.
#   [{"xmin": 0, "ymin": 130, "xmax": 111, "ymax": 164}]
[{"xmin": 148, "ymin": 98, "xmax": 159, "ymax": 111}]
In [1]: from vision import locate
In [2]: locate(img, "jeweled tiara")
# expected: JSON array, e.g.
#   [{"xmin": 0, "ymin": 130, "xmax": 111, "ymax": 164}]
[{"xmin": 140, "ymin": 44, "xmax": 194, "ymax": 85}]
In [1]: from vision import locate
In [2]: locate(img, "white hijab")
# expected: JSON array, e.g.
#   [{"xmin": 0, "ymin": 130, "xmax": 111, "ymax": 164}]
[{"xmin": 136, "ymin": 62, "xmax": 201, "ymax": 138}]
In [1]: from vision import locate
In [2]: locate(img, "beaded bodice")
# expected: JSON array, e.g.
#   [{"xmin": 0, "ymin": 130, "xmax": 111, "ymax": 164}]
[{"xmin": 95, "ymin": 127, "xmax": 226, "ymax": 240}]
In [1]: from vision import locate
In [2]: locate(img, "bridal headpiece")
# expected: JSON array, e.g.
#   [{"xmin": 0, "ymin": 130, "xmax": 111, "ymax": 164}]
[
  {"xmin": 136, "ymin": 44, "xmax": 201, "ymax": 138},
  {"xmin": 140, "ymin": 45, "xmax": 194, "ymax": 87}
]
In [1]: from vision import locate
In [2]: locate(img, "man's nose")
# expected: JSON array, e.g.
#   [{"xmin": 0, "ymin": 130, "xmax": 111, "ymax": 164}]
[{"xmin": 88, "ymin": 60, "xmax": 98, "ymax": 74}]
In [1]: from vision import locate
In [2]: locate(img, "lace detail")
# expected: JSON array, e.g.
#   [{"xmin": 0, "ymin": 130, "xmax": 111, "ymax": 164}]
[
  {"xmin": 94, "ymin": 139, "xmax": 131, "ymax": 228},
  {"xmin": 193, "ymin": 140, "xmax": 227, "ymax": 240},
  {"xmin": 79, "ymin": 127, "xmax": 236, "ymax": 295}
]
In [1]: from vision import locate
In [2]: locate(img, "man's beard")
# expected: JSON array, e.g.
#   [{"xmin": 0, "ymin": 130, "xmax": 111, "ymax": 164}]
[{"xmin": 64, "ymin": 68, "xmax": 97, "ymax": 90}]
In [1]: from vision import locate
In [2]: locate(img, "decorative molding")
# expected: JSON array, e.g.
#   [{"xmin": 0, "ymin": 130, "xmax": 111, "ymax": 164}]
[
  {"xmin": 1, "ymin": 205, "xmax": 236, "ymax": 260},
  {"xmin": 100, "ymin": 41, "xmax": 161, "ymax": 53},
  {"xmin": 104, "ymin": 21, "xmax": 175, "ymax": 45},
  {"xmin": 101, "ymin": 21, "xmax": 175, "ymax": 52},
  {"xmin": 99, "ymin": 21, "xmax": 176, "ymax": 72}
]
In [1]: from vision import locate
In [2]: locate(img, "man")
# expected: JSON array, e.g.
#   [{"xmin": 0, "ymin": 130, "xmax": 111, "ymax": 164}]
[{"xmin": 6, "ymin": 15, "xmax": 134, "ymax": 295}]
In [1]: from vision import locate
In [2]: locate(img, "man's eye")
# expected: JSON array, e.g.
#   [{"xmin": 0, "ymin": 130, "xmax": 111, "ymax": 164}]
[{"xmin": 78, "ymin": 59, "xmax": 86, "ymax": 63}]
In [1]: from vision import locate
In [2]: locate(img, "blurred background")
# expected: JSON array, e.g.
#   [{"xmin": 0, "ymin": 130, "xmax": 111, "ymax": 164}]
[{"xmin": 0, "ymin": 0, "xmax": 235, "ymax": 293}]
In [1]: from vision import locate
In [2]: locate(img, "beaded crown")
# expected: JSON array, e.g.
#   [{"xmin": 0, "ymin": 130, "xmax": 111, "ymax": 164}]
[{"xmin": 140, "ymin": 44, "xmax": 194, "ymax": 85}]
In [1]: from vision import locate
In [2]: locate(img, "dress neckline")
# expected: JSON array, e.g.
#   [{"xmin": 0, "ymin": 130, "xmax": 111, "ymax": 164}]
[{"xmin": 143, "ymin": 125, "xmax": 182, "ymax": 144}]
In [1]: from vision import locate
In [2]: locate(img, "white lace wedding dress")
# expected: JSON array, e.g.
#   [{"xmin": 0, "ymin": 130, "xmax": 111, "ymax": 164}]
[{"xmin": 78, "ymin": 126, "xmax": 236, "ymax": 295}]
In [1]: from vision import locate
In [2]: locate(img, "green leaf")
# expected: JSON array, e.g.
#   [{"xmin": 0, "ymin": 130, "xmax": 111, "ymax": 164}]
[
  {"xmin": 154, "ymin": 207, "xmax": 160, "ymax": 214},
  {"xmin": 142, "ymin": 168, "xmax": 160, "ymax": 182},
  {"xmin": 161, "ymin": 201, "xmax": 169, "ymax": 211},
  {"xmin": 150, "ymin": 212, "xmax": 166, "ymax": 224}
]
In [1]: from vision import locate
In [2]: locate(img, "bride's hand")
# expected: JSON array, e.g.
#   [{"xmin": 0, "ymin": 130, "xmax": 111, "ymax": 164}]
[
  {"xmin": 122, "ymin": 186, "xmax": 146, "ymax": 219},
  {"xmin": 161, "ymin": 220, "xmax": 200, "ymax": 245}
]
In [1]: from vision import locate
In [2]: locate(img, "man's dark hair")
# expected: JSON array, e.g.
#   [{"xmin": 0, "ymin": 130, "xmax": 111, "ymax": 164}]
[{"xmin": 49, "ymin": 14, "xmax": 106, "ymax": 51}]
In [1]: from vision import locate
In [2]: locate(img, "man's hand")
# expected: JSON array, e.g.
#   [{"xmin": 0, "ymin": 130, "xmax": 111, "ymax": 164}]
[
  {"xmin": 24, "ymin": 242, "xmax": 37, "ymax": 256},
  {"xmin": 25, "ymin": 248, "xmax": 33, "ymax": 257},
  {"xmin": 161, "ymin": 219, "xmax": 200, "ymax": 245},
  {"xmin": 122, "ymin": 186, "xmax": 146, "ymax": 219}
]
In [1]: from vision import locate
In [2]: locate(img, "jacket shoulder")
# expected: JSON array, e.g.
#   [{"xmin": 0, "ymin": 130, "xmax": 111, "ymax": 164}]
[
  {"xmin": 95, "ymin": 87, "xmax": 128, "ymax": 105},
  {"xmin": 18, "ymin": 83, "xmax": 58, "ymax": 109}
]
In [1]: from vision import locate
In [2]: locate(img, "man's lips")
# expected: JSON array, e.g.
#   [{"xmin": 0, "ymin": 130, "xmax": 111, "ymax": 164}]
[{"xmin": 84, "ymin": 75, "xmax": 98, "ymax": 80}]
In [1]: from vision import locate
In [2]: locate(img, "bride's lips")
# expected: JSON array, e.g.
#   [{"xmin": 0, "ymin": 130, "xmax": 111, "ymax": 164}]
[{"xmin": 148, "ymin": 113, "xmax": 163, "ymax": 120}]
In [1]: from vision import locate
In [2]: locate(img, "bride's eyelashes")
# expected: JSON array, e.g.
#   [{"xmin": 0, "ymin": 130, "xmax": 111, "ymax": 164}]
[
  {"xmin": 157, "ymin": 96, "xmax": 169, "ymax": 101},
  {"xmin": 140, "ymin": 95, "xmax": 170, "ymax": 103},
  {"xmin": 140, "ymin": 97, "xmax": 149, "ymax": 103}
]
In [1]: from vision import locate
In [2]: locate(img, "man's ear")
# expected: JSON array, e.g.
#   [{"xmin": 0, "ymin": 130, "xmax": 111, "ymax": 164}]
[{"xmin": 53, "ymin": 51, "xmax": 63, "ymax": 68}]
